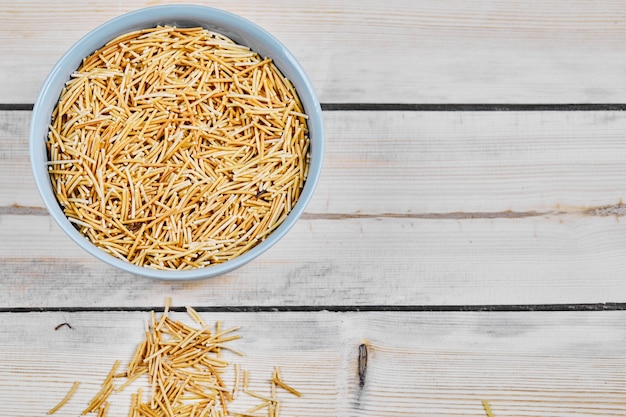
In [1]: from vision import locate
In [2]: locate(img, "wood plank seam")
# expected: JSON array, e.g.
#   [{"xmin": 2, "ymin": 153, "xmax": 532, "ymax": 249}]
[
  {"xmin": 3, "ymin": 303, "xmax": 626, "ymax": 313},
  {"xmin": 322, "ymin": 103, "xmax": 626, "ymax": 111},
  {"xmin": 4, "ymin": 103, "xmax": 626, "ymax": 111}
]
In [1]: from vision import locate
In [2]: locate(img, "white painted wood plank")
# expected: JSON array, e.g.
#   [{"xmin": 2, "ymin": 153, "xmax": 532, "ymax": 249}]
[
  {"xmin": 2, "ymin": 213, "xmax": 626, "ymax": 307},
  {"xmin": 0, "ymin": 111, "xmax": 42, "ymax": 209},
  {"xmin": 1, "ymin": 310, "xmax": 626, "ymax": 416},
  {"xmin": 314, "ymin": 110, "xmax": 626, "ymax": 214},
  {"xmin": 5, "ymin": 110, "xmax": 626, "ymax": 213},
  {"xmin": 2, "ymin": 1, "xmax": 626, "ymax": 104}
]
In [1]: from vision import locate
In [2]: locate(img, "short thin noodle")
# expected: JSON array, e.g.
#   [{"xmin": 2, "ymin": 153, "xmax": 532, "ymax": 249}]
[{"xmin": 47, "ymin": 381, "xmax": 80, "ymax": 415}]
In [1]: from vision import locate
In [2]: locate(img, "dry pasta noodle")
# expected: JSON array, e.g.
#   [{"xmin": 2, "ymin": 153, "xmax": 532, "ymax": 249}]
[
  {"xmin": 482, "ymin": 400, "xmax": 495, "ymax": 417},
  {"xmin": 47, "ymin": 381, "xmax": 80, "ymax": 415},
  {"xmin": 47, "ymin": 26, "xmax": 310, "ymax": 270},
  {"xmin": 271, "ymin": 367, "xmax": 301, "ymax": 398}
]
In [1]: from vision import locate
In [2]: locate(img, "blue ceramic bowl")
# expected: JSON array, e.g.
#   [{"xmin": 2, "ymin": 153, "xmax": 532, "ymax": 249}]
[{"xmin": 30, "ymin": 5, "xmax": 323, "ymax": 280}]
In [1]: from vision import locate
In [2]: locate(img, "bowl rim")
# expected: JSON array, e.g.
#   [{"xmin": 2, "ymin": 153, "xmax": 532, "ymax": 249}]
[{"xmin": 29, "ymin": 4, "xmax": 324, "ymax": 280}]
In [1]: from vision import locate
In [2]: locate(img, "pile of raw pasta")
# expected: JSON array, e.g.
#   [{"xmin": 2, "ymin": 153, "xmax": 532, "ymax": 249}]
[
  {"xmin": 47, "ymin": 26, "xmax": 310, "ymax": 270},
  {"xmin": 48, "ymin": 302, "xmax": 301, "ymax": 416}
]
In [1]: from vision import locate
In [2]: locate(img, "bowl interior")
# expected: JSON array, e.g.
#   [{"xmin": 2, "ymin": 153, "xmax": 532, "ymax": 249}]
[{"xmin": 30, "ymin": 5, "xmax": 323, "ymax": 280}]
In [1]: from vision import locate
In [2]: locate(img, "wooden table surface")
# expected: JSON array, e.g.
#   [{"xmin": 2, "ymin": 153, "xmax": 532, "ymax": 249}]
[{"xmin": 2, "ymin": 1, "xmax": 626, "ymax": 416}]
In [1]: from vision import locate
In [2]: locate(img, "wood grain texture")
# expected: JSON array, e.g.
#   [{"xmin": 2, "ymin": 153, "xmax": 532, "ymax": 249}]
[
  {"xmin": 4, "ymin": 108, "xmax": 626, "ymax": 307},
  {"xmin": 5, "ymin": 110, "xmax": 626, "ymax": 213},
  {"xmin": 2, "ymin": 213, "xmax": 626, "ymax": 307},
  {"xmin": 2, "ymin": 310, "xmax": 626, "ymax": 416},
  {"xmin": 2, "ymin": 0, "xmax": 626, "ymax": 104},
  {"xmin": 3, "ymin": 2, "xmax": 625, "ymax": 415}
]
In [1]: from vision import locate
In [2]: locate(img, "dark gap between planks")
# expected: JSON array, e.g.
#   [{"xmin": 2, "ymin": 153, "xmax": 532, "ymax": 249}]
[
  {"xmin": 2, "ymin": 103, "xmax": 626, "ymax": 111},
  {"xmin": 322, "ymin": 103, "xmax": 626, "ymax": 111},
  {"xmin": 3, "ymin": 303, "xmax": 626, "ymax": 314}
]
